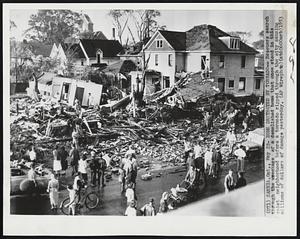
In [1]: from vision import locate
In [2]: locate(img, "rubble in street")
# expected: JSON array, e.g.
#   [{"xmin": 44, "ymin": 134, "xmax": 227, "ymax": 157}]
[{"xmin": 10, "ymin": 71, "xmax": 263, "ymax": 177}]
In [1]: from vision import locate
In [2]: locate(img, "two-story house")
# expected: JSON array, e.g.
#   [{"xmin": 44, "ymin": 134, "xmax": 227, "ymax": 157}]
[{"xmin": 142, "ymin": 24, "xmax": 262, "ymax": 97}]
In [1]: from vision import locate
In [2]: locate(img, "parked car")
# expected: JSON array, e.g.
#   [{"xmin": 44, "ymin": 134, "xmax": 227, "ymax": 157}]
[
  {"xmin": 10, "ymin": 167, "xmax": 50, "ymax": 196},
  {"xmin": 241, "ymin": 128, "xmax": 264, "ymax": 161}
]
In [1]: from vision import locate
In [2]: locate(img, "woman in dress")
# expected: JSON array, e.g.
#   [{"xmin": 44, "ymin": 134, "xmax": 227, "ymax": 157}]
[
  {"xmin": 53, "ymin": 145, "xmax": 62, "ymax": 177},
  {"xmin": 47, "ymin": 173, "xmax": 59, "ymax": 210}
]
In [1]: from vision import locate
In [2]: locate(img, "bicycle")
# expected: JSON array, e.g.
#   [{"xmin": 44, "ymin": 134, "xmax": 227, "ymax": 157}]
[{"xmin": 60, "ymin": 184, "xmax": 100, "ymax": 215}]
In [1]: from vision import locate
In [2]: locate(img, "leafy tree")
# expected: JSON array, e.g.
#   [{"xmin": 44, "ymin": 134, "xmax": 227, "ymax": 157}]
[
  {"xmin": 24, "ymin": 10, "xmax": 83, "ymax": 45},
  {"xmin": 252, "ymin": 30, "xmax": 264, "ymax": 50},
  {"xmin": 227, "ymin": 31, "xmax": 252, "ymax": 43}
]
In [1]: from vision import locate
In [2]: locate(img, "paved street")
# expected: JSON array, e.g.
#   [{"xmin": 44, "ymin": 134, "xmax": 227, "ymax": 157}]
[{"xmin": 11, "ymin": 156, "xmax": 264, "ymax": 216}]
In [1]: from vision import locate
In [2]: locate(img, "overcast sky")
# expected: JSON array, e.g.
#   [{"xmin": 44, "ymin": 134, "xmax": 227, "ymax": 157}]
[{"xmin": 10, "ymin": 9, "xmax": 263, "ymax": 44}]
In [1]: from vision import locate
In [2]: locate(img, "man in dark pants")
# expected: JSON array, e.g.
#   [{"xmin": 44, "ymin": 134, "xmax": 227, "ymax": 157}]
[
  {"xmin": 98, "ymin": 153, "xmax": 107, "ymax": 187},
  {"xmin": 69, "ymin": 143, "xmax": 79, "ymax": 176},
  {"xmin": 90, "ymin": 151, "xmax": 100, "ymax": 187}
]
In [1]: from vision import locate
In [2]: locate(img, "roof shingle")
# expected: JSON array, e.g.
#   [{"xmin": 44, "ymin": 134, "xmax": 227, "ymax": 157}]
[{"xmin": 80, "ymin": 39, "xmax": 123, "ymax": 57}]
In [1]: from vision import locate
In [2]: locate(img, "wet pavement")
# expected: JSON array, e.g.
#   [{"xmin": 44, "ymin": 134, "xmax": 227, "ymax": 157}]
[{"xmin": 10, "ymin": 157, "xmax": 264, "ymax": 216}]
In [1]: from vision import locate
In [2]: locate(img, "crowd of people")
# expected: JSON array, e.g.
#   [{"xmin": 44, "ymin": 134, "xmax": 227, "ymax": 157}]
[{"xmin": 22, "ymin": 97, "xmax": 262, "ymax": 216}]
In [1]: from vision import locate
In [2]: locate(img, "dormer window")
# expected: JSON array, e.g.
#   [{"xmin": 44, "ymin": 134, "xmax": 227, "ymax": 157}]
[
  {"xmin": 229, "ymin": 37, "xmax": 240, "ymax": 49},
  {"xmin": 219, "ymin": 36, "xmax": 240, "ymax": 50},
  {"xmin": 156, "ymin": 40, "xmax": 163, "ymax": 48}
]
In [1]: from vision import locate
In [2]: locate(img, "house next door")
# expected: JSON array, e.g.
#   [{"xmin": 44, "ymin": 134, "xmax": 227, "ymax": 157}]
[
  {"xmin": 74, "ymin": 87, "xmax": 84, "ymax": 105},
  {"xmin": 217, "ymin": 78, "xmax": 225, "ymax": 92}
]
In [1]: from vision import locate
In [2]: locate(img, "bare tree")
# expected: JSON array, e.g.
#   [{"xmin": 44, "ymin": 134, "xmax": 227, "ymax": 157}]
[
  {"xmin": 108, "ymin": 10, "xmax": 132, "ymax": 45},
  {"xmin": 129, "ymin": 10, "xmax": 164, "ymax": 43}
]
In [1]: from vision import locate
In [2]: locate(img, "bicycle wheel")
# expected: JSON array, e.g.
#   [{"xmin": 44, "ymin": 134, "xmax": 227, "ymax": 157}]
[
  {"xmin": 60, "ymin": 197, "xmax": 71, "ymax": 215},
  {"xmin": 85, "ymin": 192, "xmax": 99, "ymax": 209}
]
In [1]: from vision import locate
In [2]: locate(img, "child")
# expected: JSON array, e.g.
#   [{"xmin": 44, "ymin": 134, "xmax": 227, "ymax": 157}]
[
  {"xmin": 66, "ymin": 185, "xmax": 76, "ymax": 215},
  {"xmin": 125, "ymin": 200, "xmax": 137, "ymax": 216}
]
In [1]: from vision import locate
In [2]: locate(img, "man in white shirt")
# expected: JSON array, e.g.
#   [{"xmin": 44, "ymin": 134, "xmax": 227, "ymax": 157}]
[
  {"xmin": 29, "ymin": 145, "xmax": 37, "ymax": 162},
  {"xmin": 125, "ymin": 183, "xmax": 135, "ymax": 204},
  {"xmin": 204, "ymin": 147, "xmax": 213, "ymax": 174},
  {"xmin": 234, "ymin": 144, "xmax": 246, "ymax": 172},
  {"xmin": 125, "ymin": 200, "xmax": 137, "ymax": 216}
]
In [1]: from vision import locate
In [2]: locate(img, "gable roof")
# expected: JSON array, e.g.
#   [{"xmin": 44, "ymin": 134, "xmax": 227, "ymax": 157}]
[
  {"xmin": 80, "ymin": 39, "xmax": 123, "ymax": 57},
  {"xmin": 159, "ymin": 30, "xmax": 186, "ymax": 50},
  {"xmin": 146, "ymin": 25, "xmax": 258, "ymax": 54}
]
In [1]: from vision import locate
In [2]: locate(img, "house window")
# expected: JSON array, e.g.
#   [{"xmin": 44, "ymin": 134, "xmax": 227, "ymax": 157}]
[
  {"xmin": 163, "ymin": 76, "xmax": 170, "ymax": 88},
  {"xmin": 156, "ymin": 40, "xmax": 163, "ymax": 48},
  {"xmin": 239, "ymin": 77, "xmax": 246, "ymax": 91},
  {"xmin": 96, "ymin": 52, "xmax": 101, "ymax": 64},
  {"xmin": 168, "ymin": 54, "xmax": 173, "ymax": 66},
  {"xmin": 219, "ymin": 55, "xmax": 225, "ymax": 68},
  {"xmin": 229, "ymin": 38, "xmax": 240, "ymax": 49},
  {"xmin": 201, "ymin": 55, "xmax": 206, "ymax": 70},
  {"xmin": 241, "ymin": 55, "xmax": 246, "ymax": 68},
  {"xmin": 81, "ymin": 59, "xmax": 84, "ymax": 66},
  {"xmin": 228, "ymin": 80, "xmax": 234, "ymax": 88},
  {"xmin": 255, "ymin": 78, "xmax": 261, "ymax": 90},
  {"xmin": 155, "ymin": 54, "xmax": 158, "ymax": 66}
]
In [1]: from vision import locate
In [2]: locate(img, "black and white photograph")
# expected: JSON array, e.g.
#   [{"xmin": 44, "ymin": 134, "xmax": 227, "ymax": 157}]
[{"xmin": 3, "ymin": 3, "xmax": 297, "ymax": 237}]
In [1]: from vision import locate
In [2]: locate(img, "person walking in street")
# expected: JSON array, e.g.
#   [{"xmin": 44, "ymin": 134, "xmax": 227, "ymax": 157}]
[
  {"xmin": 224, "ymin": 169, "xmax": 235, "ymax": 194},
  {"xmin": 140, "ymin": 198, "xmax": 156, "ymax": 216},
  {"xmin": 53, "ymin": 145, "xmax": 62, "ymax": 177},
  {"xmin": 78, "ymin": 152, "xmax": 88, "ymax": 185},
  {"xmin": 69, "ymin": 143, "xmax": 79, "ymax": 176},
  {"xmin": 125, "ymin": 200, "xmax": 137, "ymax": 216},
  {"xmin": 204, "ymin": 146, "xmax": 213, "ymax": 175},
  {"xmin": 59, "ymin": 146, "xmax": 68, "ymax": 176},
  {"xmin": 234, "ymin": 144, "xmax": 246, "ymax": 172},
  {"xmin": 90, "ymin": 150, "xmax": 100, "ymax": 187},
  {"xmin": 47, "ymin": 173, "xmax": 59, "ymax": 210},
  {"xmin": 235, "ymin": 171, "xmax": 247, "ymax": 189},
  {"xmin": 65, "ymin": 185, "xmax": 76, "ymax": 216},
  {"xmin": 125, "ymin": 182, "xmax": 135, "ymax": 205},
  {"xmin": 99, "ymin": 153, "xmax": 107, "ymax": 187}
]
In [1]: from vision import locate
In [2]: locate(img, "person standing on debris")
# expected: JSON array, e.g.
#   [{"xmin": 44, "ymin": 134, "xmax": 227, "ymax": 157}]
[
  {"xmin": 234, "ymin": 144, "xmax": 246, "ymax": 172},
  {"xmin": 78, "ymin": 152, "xmax": 88, "ymax": 185},
  {"xmin": 87, "ymin": 93, "xmax": 94, "ymax": 108},
  {"xmin": 69, "ymin": 143, "xmax": 80, "ymax": 176},
  {"xmin": 183, "ymin": 138, "xmax": 192, "ymax": 163},
  {"xmin": 47, "ymin": 173, "xmax": 59, "ymax": 210},
  {"xmin": 74, "ymin": 99, "xmax": 81, "ymax": 115},
  {"xmin": 53, "ymin": 145, "xmax": 62, "ymax": 177},
  {"xmin": 140, "ymin": 198, "xmax": 156, "ymax": 216},
  {"xmin": 184, "ymin": 164, "xmax": 197, "ymax": 187},
  {"xmin": 211, "ymin": 146, "xmax": 221, "ymax": 178},
  {"xmin": 72, "ymin": 128, "xmax": 79, "ymax": 149},
  {"xmin": 224, "ymin": 169, "xmax": 235, "ymax": 194},
  {"xmin": 59, "ymin": 146, "xmax": 69, "ymax": 176},
  {"xmin": 118, "ymin": 167, "xmax": 126, "ymax": 193},
  {"xmin": 204, "ymin": 111, "xmax": 213, "ymax": 131},
  {"xmin": 29, "ymin": 145, "xmax": 37, "ymax": 164},
  {"xmin": 242, "ymin": 110, "xmax": 252, "ymax": 133},
  {"xmin": 186, "ymin": 151, "xmax": 195, "ymax": 170},
  {"xmin": 226, "ymin": 129, "xmax": 236, "ymax": 154},
  {"xmin": 204, "ymin": 146, "xmax": 213, "ymax": 175},
  {"xmin": 235, "ymin": 171, "xmax": 247, "ymax": 189},
  {"xmin": 123, "ymin": 154, "xmax": 134, "ymax": 188}
]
